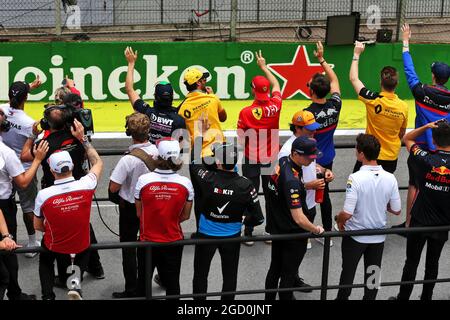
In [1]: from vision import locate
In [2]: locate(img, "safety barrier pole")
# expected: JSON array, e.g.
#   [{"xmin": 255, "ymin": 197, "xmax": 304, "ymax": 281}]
[
  {"xmin": 55, "ymin": 0, "xmax": 62, "ymax": 36},
  {"xmin": 145, "ymin": 246, "xmax": 153, "ymax": 300},
  {"xmin": 230, "ymin": 0, "xmax": 238, "ymax": 41},
  {"xmin": 320, "ymin": 237, "xmax": 331, "ymax": 300}
]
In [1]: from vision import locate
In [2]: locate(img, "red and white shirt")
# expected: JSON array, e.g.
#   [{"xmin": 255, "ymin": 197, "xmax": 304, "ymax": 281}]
[
  {"xmin": 135, "ymin": 169, "xmax": 194, "ymax": 243},
  {"xmin": 237, "ymin": 92, "xmax": 282, "ymax": 163},
  {"xmin": 34, "ymin": 173, "xmax": 97, "ymax": 254}
]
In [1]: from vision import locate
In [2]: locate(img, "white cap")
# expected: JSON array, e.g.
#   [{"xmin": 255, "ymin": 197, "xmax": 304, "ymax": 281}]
[
  {"xmin": 48, "ymin": 151, "xmax": 74, "ymax": 173},
  {"xmin": 157, "ymin": 138, "xmax": 180, "ymax": 160}
]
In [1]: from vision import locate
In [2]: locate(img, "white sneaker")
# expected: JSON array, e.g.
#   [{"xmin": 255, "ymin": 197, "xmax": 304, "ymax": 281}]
[
  {"xmin": 25, "ymin": 240, "xmax": 40, "ymax": 258},
  {"xmin": 307, "ymin": 239, "xmax": 312, "ymax": 249},
  {"xmin": 263, "ymin": 231, "xmax": 272, "ymax": 245},
  {"xmin": 68, "ymin": 289, "xmax": 83, "ymax": 300},
  {"xmin": 314, "ymin": 238, "xmax": 334, "ymax": 247}
]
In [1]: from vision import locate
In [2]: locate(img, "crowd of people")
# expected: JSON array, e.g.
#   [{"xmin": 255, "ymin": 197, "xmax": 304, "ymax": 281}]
[{"xmin": 0, "ymin": 23, "xmax": 449, "ymax": 301}]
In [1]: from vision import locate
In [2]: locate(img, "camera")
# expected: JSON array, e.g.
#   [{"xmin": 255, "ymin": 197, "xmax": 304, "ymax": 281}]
[
  {"xmin": 40, "ymin": 104, "xmax": 94, "ymax": 137},
  {"xmin": 0, "ymin": 119, "xmax": 11, "ymax": 132}
]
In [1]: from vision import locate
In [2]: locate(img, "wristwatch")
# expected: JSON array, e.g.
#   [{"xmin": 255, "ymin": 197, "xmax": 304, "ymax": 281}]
[
  {"xmin": 2, "ymin": 233, "xmax": 13, "ymax": 240},
  {"xmin": 81, "ymin": 135, "xmax": 91, "ymax": 147}
]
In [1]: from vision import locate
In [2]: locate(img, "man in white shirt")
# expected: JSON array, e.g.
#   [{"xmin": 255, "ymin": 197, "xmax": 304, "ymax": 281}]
[
  {"xmin": 109, "ymin": 112, "xmax": 158, "ymax": 299},
  {"xmin": 0, "ymin": 109, "xmax": 48, "ymax": 300},
  {"xmin": 0, "ymin": 78, "xmax": 42, "ymax": 257},
  {"xmin": 336, "ymin": 134, "xmax": 401, "ymax": 300}
]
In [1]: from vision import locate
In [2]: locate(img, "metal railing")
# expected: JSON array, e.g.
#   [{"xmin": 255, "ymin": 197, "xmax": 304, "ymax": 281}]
[
  {"xmin": 4, "ymin": 141, "xmax": 448, "ymax": 300},
  {"xmin": 7, "ymin": 225, "xmax": 450, "ymax": 300}
]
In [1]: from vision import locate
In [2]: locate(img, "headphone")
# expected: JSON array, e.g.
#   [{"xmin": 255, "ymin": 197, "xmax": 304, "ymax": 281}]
[
  {"xmin": 40, "ymin": 105, "xmax": 73, "ymax": 130},
  {"xmin": 125, "ymin": 114, "xmax": 131, "ymax": 136}
]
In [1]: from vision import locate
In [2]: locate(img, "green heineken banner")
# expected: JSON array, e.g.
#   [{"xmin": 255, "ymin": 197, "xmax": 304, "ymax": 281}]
[{"xmin": 0, "ymin": 41, "xmax": 449, "ymax": 102}]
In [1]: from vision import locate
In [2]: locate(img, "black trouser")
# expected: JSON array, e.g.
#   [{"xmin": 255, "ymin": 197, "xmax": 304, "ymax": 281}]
[
  {"xmin": 0, "ymin": 198, "xmax": 22, "ymax": 300},
  {"xmin": 39, "ymin": 242, "xmax": 90, "ymax": 300},
  {"xmin": 265, "ymin": 237, "xmax": 308, "ymax": 300},
  {"xmin": 193, "ymin": 233, "xmax": 241, "ymax": 300},
  {"xmin": 397, "ymin": 230, "xmax": 447, "ymax": 300},
  {"xmin": 189, "ymin": 157, "xmax": 216, "ymax": 230},
  {"xmin": 336, "ymin": 236, "xmax": 384, "ymax": 300},
  {"xmin": 353, "ymin": 159, "xmax": 397, "ymax": 174},
  {"xmin": 241, "ymin": 159, "xmax": 271, "ymax": 234},
  {"xmin": 319, "ymin": 162, "xmax": 333, "ymax": 231},
  {"xmin": 118, "ymin": 198, "xmax": 140, "ymax": 293},
  {"xmin": 137, "ymin": 244, "xmax": 183, "ymax": 298}
]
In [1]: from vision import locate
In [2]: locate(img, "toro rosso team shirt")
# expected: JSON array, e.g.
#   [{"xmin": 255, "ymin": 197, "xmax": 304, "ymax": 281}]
[
  {"xmin": 135, "ymin": 169, "xmax": 194, "ymax": 243},
  {"xmin": 134, "ymin": 99, "xmax": 186, "ymax": 144},
  {"xmin": 190, "ymin": 163, "xmax": 264, "ymax": 237},
  {"xmin": 34, "ymin": 173, "xmax": 97, "ymax": 254},
  {"xmin": 403, "ymin": 52, "xmax": 450, "ymax": 150},
  {"xmin": 305, "ymin": 92, "xmax": 342, "ymax": 166},
  {"xmin": 409, "ymin": 144, "xmax": 450, "ymax": 229},
  {"xmin": 266, "ymin": 156, "xmax": 308, "ymax": 234},
  {"xmin": 237, "ymin": 91, "xmax": 282, "ymax": 164}
]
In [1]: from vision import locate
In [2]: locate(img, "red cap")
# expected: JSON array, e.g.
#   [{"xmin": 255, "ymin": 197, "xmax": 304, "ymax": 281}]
[{"xmin": 251, "ymin": 76, "xmax": 270, "ymax": 101}]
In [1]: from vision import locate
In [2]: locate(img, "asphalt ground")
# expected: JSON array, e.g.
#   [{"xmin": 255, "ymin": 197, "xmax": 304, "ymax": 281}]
[{"xmin": 12, "ymin": 134, "xmax": 450, "ymax": 300}]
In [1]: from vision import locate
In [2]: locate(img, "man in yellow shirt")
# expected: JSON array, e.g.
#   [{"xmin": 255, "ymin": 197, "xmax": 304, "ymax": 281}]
[
  {"xmin": 179, "ymin": 68, "xmax": 227, "ymax": 232},
  {"xmin": 178, "ymin": 68, "xmax": 227, "ymax": 158},
  {"xmin": 349, "ymin": 41, "xmax": 408, "ymax": 173}
]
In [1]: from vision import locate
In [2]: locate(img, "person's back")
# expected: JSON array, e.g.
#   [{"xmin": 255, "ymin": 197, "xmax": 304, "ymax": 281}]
[
  {"xmin": 0, "ymin": 104, "xmax": 34, "ymax": 168},
  {"xmin": 359, "ymin": 89, "xmax": 408, "ymax": 162},
  {"xmin": 136, "ymin": 170, "xmax": 193, "ymax": 242},
  {"xmin": 345, "ymin": 167, "xmax": 398, "ymax": 235},
  {"xmin": 35, "ymin": 173, "xmax": 96, "ymax": 254},
  {"xmin": 409, "ymin": 142, "xmax": 450, "ymax": 226}
]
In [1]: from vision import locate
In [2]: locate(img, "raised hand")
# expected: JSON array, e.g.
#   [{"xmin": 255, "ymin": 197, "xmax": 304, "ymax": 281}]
[
  {"xmin": 33, "ymin": 140, "xmax": 49, "ymax": 162},
  {"xmin": 29, "ymin": 75, "xmax": 42, "ymax": 90},
  {"xmin": 314, "ymin": 41, "xmax": 324, "ymax": 60},
  {"xmin": 401, "ymin": 23, "xmax": 411, "ymax": 42},
  {"xmin": 124, "ymin": 46, "xmax": 138, "ymax": 64},
  {"xmin": 255, "ymin": 50, "xmax": 266, "ymax": 69},
  {"xmin": 353, "ymin": 41, "xmax": 365, "ymax": 57}
]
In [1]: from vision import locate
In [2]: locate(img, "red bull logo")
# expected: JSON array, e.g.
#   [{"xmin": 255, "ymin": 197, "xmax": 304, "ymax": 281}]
[{"xmin": 431, "ymin": 166, "xmax": 450, "ymax": 176}]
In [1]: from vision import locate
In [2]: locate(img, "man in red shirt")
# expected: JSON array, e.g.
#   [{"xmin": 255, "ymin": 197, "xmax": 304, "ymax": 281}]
[
  {"xmin": 34, "ymin": 120, "xmax": 103, "ymax": 300},
  {"xmin": 134, "ymin": 138, "xmax": 194, "ymax": 298},
  {"xmin": 237, "ymin": 50, "xmax": 282, "ymax": 245}
]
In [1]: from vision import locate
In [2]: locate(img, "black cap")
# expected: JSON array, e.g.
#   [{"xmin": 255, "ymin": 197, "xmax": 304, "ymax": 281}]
[
  {"xmin": 431, "ymin": 62, "xmax": 450, "ymax": 80},
  {"xmin": 291, "ymin": 136, "xmax": 323, "ymax": 159},
  {"xmin": 154, "ymin": 82, "xmax": 174, "ymax": 101},
  {"xmin": 213, "ymin": 142, "xmax": 238, "ymax": 166},
  {"xmin": 8, "ymin": 81, "xmax": 30, "ymax": 108}
]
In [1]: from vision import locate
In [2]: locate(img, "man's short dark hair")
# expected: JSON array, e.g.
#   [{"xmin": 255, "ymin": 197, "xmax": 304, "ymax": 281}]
[
  {"xmin": 184, "ymin": 81, "xmax": 198, "ymax": 92},
  {"xmin": 432, "ymin": 120, "xmax": 450, "ymax": 147},
  {"xmin": 309, "ymin": 73, "xmax": 330, "ymax": 99},
  {"xmin": 434, "ymin": 75, "xmax": 449, "ymax": 86},
  {"xmin": 356, "ymin": 134, "xmax": 381, "ymax": 161},
  {"xmin": 380, "ymin": 66, "xmax": 398, "ymax": 92}
]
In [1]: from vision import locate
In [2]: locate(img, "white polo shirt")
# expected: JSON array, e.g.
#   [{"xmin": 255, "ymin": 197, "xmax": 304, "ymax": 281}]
[
  {"xmin": 0, "ymin": 104, "xmax": 35, "ymax": 170},
  {"xmin": 0, "ymin": 138, "xmax": 25, "ymax": 199},
  {"xmin": 344, "ymin": 165, "xmax": 401, "ymax": 244},
  {"xmin": 110, "ymin": 142, "xmax": 158, "ymax": 203},
  {"xmin": 278, "ymin": 134, "xmax": 316, "ymax": 209}
]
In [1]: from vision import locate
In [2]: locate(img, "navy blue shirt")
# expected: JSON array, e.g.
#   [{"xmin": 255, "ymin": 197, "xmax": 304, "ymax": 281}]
[
  {"xmin": 305, "ymin": 92, "xmax": 342, "ymax": 166},
  {"xmin": 134, "ymin": 99, "xmax": 186, "ymax": 144}
]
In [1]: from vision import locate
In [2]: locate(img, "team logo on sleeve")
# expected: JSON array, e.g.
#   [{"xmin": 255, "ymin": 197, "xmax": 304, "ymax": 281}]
[
  {"xmin": 252, "ymin": 107, "xmax": 263, "ymax": 120},
  {"xmin": 290, "ymin": 188, "xmax": 300, "ymax": 205},
  {"xmin": 346, "ymin": 179, "xmax": 353, "ymax": 190}
]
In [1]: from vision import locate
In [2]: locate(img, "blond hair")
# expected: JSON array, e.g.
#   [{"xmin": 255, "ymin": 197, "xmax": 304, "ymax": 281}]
[
  {"xmin": 54, "ymin": 87, "xmax": 71, "ymax": 104},
  {"xmin": 126, "ymin": 112, "xmax": 150, "ymax": 142}
]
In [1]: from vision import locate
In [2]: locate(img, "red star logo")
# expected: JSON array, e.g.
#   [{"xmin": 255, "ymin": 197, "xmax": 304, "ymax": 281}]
[{"xmin": 268, "ymin": 46, "xmax": 333, "ymax": 99}]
